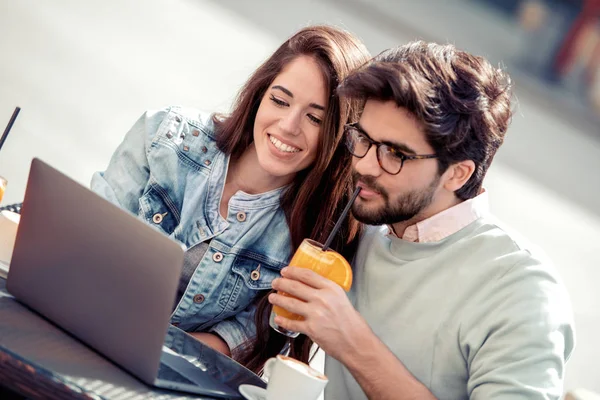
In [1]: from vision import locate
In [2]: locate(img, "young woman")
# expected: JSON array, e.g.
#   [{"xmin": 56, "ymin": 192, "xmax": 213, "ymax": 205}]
[{"xmin": 91, "ymin": 25, "xmax": 370, "ymax": 371}]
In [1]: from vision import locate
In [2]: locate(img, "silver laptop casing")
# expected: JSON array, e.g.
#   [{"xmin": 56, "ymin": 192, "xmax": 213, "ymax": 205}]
[{"xmin": 7, "ymin": 158, "xmax": 185, "ymax": 385}]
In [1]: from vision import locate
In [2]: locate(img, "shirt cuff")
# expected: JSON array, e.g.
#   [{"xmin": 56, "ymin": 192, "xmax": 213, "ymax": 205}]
[{"xmin": 209, "ymin": 320, "xmax": 252, "ymax": 356}]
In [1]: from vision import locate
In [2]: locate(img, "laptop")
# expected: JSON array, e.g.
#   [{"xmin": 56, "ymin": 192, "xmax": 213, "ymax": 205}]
[{"xmin": 6, "ymin": 158, "xmax": 266, "ymax": 398}]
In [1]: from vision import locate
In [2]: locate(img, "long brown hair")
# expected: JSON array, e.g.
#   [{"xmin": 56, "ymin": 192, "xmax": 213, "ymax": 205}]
[{"xmin": 212, "ymin": 26, "xmax": 370, "ymax": 373}]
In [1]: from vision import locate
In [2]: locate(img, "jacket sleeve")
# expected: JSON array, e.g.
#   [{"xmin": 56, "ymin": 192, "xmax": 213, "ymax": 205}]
[
  {"xmin": 208, "ymin": 301, "xmax": 259, "ymax": 356},
  {"xmin": 91, "ymin": 108, "xmax": 170, "ymax": 213}
]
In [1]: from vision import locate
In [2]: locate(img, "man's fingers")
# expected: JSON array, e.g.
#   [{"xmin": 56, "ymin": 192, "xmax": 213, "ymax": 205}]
[
  {"xmin": 273, "ymin": 315, "xmax": 304, "ymax": 335},
  {"xmin": 281, "ymin": 266, "xmax": 332, "ymax": 289},
  {"xmin": 269, "ymin": 293, "xmax": 309, "ymax": 317},
  {"xmin": 271, "ymin": 277, "xmax": 316, "ymax": 301}
]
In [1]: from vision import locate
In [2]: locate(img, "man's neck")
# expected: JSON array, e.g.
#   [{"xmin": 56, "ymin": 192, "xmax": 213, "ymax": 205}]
[{"xmin": 390, "ymin": 195, "xmax": 463, "ymax": 239}]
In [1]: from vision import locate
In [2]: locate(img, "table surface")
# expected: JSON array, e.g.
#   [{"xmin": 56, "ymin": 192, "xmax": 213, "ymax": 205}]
[{"xmin": 0, "ymin": 277, "xmax": 262, "ymax": 400}]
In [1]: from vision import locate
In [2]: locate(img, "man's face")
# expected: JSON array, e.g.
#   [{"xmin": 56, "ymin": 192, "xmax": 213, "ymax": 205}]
[{"xmin": 351, "ymin": 99, "xmax": 442, "ymax": 226}]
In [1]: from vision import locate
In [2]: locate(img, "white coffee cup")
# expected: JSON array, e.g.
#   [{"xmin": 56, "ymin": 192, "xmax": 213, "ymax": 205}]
[
  {"xmin": 263, "ymin": 355, "xmax": 328, "ymax": 400},
  {"xmin": 0, "ymin": 210, "xmax": 20, "ymax": 265}
]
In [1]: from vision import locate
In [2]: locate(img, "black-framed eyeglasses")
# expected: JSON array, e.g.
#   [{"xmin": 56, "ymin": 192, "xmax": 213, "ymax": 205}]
[{"xmin": 344, "ymin": 123, "xmax": 437, "ymax": 175}]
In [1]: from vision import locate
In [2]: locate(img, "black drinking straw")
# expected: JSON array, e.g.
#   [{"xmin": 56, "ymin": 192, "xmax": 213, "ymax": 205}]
[
  {"xmin": 322, "ymin": 186, "xmax": 362, "ymax": 251},
  {"xmin": 0, "ymin": 107, "xmax": 21, "ymax": 151}
]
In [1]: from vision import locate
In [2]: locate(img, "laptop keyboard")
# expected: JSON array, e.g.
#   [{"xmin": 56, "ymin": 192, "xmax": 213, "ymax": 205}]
[{"xmin": 0, "ymin": 202, "xmax": 22, "ymax": 214}]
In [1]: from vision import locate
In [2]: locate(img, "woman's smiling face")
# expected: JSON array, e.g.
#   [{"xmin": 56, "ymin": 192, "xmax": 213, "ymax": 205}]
[{"xmin": 252, "ymin": 55, "xmax": 328, "ymax": 182}]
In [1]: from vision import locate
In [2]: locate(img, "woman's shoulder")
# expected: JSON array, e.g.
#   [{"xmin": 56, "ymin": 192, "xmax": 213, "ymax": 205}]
[{"xmin": 145, "ymin": 105, "xmax": 219, "ymax": 141}]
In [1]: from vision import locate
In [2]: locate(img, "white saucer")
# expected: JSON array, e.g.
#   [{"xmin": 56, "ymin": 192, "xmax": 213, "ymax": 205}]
[{"xmin": 239, "ymin": 384, "xmax": 267, "ymax": 400}]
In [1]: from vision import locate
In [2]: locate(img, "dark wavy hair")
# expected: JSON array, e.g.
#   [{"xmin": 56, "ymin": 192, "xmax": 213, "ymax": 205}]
[
  {"xmin": 212, "ymin": 26, "xmax": 370, "ymax": 373},
  {"xmin": 338, "ymin": 41, "xmax": 513, "ymax": 200}
]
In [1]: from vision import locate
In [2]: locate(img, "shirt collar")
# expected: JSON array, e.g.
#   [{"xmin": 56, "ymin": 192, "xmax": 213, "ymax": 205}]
[{"xmin": 387, "ymin": 189, "xmax": 489, "ymax": 243}]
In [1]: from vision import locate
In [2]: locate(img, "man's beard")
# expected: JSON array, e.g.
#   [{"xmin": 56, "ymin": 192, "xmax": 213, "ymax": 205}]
[{"xmin": 351, "ymin": 171, "xmax": 440, "ymax": 226}]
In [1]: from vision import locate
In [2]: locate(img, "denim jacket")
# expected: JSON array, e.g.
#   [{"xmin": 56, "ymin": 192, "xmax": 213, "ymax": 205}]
[{"xmin": 91, "ymin": 106, "xmax": 292, "ymax": 353}]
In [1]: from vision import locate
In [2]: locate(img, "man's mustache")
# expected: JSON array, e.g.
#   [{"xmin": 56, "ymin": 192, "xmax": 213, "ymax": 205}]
[{"xmin": 352, "ymin": 171, "xmax": 387, "ymax": 197}]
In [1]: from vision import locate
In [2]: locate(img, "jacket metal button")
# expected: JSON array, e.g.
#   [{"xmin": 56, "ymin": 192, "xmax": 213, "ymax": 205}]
[
  {"xmin": 193, "ymin": 130, "xmax": 200, "ymax": 137},
  {"xmin": 201, "ymin": 146, "xmax": 207, "ymax": 153},
  {"xmin": 183, "ymin": 145, "xmax": 190, "ymax": 152},
  {"xmin": 175, "ymin": 116, "xmax": 182, "ymax": 123},
  {"xmin": 204, "ymin": 160, "xmax": 211, "ymax": 166},
  {"xmin": 250, "ymin": 265, "xmax": 261, "ymax": 281},
  {"xmin": 212, "ymin": 252, "xmax": 223, "ymax": 262},
  {"xmin": 236, "ymin": 212, "xmax": 247, "ymax": 222},
  {"xmin": 152, "ymin": 212, "xmax": 168, "ymax": 224},
  {"xmin": 166, "ymin": 132, "xmax": 173, "ymax": 139},
  {"xmin": 193, "ymin": 294, "xmax": 205, "ymax": 304}
]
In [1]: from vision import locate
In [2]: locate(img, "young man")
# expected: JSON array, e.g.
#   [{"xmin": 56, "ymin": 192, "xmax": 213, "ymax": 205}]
[{"xmin": 269, "ymin": 41, "xmax": 575, "ymax": 399}]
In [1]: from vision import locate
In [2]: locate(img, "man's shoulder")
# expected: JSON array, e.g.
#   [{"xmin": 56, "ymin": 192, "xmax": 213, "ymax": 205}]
[
  {"xmin": 465, "ymin": 215, "xmax": 552, "ymax": 267},
  {"xmin": 355, "ymin": 218, "xmax": 556, "ymax": 276},
  {"xmin": 356, "ymin": 218, "xmax": 545, "ymax": 260},
  {"xmin": 461, "ymin": 216, "xmax": 569, "ymax": 307}
]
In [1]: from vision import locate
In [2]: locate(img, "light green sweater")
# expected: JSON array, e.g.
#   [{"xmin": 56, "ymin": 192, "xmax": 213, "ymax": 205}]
[{"xmin": 325, "ymin": 217, "xmax": 574, "ymax": 400}]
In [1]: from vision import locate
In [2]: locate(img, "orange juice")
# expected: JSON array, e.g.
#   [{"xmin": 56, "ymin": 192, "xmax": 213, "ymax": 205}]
[
  {"xmin": 272, "ymin": 239, "xmax": 352, "ymax": 321},
  {"xmin": 0, "ymin": 176, "xmax": 6, "ymax": 203}
]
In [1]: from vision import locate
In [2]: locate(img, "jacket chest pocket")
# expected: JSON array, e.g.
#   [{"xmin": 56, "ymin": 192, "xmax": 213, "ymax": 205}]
[
  {"xmin": 138, "ymin": 182, "xmax": 181, "ymax": 236},
  {"xmin": 226, "ymin": 255, "xmax": 283, "ymax": 313}
]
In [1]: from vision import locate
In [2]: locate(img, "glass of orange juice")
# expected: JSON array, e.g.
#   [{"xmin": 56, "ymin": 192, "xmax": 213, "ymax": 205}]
[
  {"xmin": 0, "ymin": 176, "xmax": 6, "ymax": 203},
  {"xmin": 270, "ymin": 239, "xmax": 353, "ymax": 338}
]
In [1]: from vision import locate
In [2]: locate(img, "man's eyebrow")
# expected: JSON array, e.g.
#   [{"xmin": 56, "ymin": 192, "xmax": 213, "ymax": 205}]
[
  {"xmin": 355, "ymin": 122, "xmax": 418, "ymax": 155},
  {"xmin": 272, "ymin": 85, "xmax": 325, "ymax": 111}
]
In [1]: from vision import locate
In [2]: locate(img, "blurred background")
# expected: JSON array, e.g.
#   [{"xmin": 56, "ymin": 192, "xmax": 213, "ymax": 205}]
[{"xmin": 0, "ymin": 0, "xmax": 599, "ymax": 396}]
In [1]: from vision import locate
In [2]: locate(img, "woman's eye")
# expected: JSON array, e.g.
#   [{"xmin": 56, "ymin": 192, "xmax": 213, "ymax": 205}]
[
  {"xmin": 270, "ymin": 95, "xmax": 288, "ymax": 107},
  {"xmin": 307, "ymin": 114, "xmax": 322, "ymax": 125}
]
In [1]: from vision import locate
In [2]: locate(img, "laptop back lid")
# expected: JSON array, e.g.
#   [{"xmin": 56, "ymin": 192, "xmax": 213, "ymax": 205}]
[{"xmin": 7, "ymin": 158, "xmax": 184, "ymax": 384}]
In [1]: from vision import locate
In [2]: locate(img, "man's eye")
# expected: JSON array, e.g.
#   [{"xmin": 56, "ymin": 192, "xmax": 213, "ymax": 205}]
[{"xmin": 386, "ymin": 147, "xmax": 405, "ymax": 160}]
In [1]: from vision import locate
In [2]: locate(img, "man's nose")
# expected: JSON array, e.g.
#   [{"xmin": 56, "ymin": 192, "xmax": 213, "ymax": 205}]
[{"xmin": 353, "ymin": 146, "xmax": 382, "ymax": 177}]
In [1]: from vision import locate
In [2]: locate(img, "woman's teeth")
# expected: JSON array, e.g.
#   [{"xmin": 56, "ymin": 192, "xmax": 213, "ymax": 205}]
[{"xmin": 269, "ymin": 135, "xmax": 300, "ymax": 153}]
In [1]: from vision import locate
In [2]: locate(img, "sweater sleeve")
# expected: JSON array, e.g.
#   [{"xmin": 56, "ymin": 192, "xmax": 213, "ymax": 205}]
[{"xmin": 461, "ymin": 253, "xmax": 575, "ymax": 400}]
